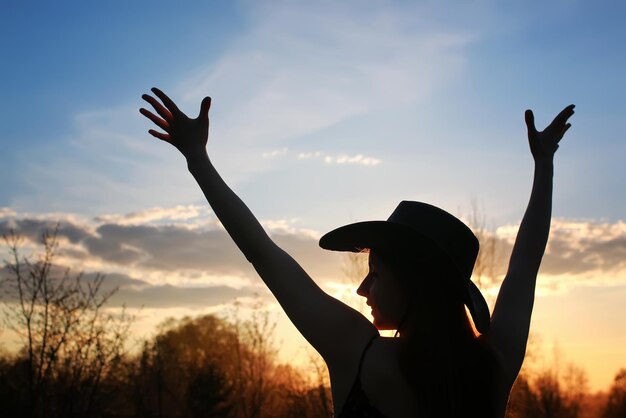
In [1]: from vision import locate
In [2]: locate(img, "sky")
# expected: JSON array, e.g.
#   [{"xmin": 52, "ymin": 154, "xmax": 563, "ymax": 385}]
[{"xmin": 1, "ymin": 0, "xmax": 625, "ymax": 392}]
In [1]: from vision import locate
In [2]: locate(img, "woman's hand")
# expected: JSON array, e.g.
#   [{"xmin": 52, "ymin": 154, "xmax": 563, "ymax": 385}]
[
  {"xmin": 525, "ymin": 104, "xmax": 575, "ymax": 162},
  {"xmin": 140, "ymin": 87, "xmax": 212, "ymax": 159}
]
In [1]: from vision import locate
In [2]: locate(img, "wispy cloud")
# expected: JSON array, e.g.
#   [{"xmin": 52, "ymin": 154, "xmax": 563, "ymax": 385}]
[
  {"xmin": 297, "ymin": 152, "xmax": 323, "ymax": 159},
  {"xmin": 180, "ymin": 2, "xmax": 476, "ymax": 149},
  {"xmin": 5, "ymin": 1, "xmax": 479, "ymax": 217},
  {"xmin": 324, "ymin": 154, "xmax": 381, "ymax": 166},
  {"xmin": 298, "ymin": 151, "xmax": 381, "ymax": 166},
  {"xmin": 259, "ymin": 148, "xmax": 382, "ymax": 165},
  {"xmin": 261, "ymin": 148, "xmax": 289, "ymax": 159}
]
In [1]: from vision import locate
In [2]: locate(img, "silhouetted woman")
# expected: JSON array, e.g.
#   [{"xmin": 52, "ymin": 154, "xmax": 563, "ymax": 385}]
[{"xmin": 140, "ymin": 88, "xmax": 574, "ymax": 417}]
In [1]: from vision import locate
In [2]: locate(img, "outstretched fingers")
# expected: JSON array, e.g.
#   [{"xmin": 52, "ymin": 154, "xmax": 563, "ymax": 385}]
[
  {"xmin": 525, "ymin": 109, "xmax": 536, "ymax": 135},
  {"xmin": 151, "ymin": 87, "xmax": 182, "ymax": 117},
  {"xmin": 142, "ymin": 94, "xmax": 172, "ymax": 121},
  {"xmin": 550, "ymin": 105, "xmax": 575, "ymax": 142},
  {"xmin": 148, "ymin": 129, "xmax": 171, "ymax": 142},
  {"xmin": 140, "ymin": 107, "xmax": 169, "ymax": 132},
  {"xmin": 198, "ymin": 96, "xmax": 211, "ymax": 119},
  {"xmin": 552, "ymin": 104, "xmax": 575, "ymax": 127},
  {"xmin": 557, "ymin": 123, "xmax": 572, "ymax": 142}
]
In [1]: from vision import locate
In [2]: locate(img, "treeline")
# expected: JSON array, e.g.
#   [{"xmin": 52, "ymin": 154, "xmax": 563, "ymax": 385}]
[
  {"xmin": 507, "ymin": 364, "xmax": 626, "ymax": 418},
  {"xmin": 0, "ymin": 228, "xmax": 332, "ymax": 418},
  {"xmin": 1, "ymin": 228, "xmax": 625, "ymax": 418},
  {"xmin": 1, "ymin": 309, "xmax": 624, "ymax": 418},
  {"xmin": 0, "ymin": 312, "xmax": 332, "ymax": 418}
]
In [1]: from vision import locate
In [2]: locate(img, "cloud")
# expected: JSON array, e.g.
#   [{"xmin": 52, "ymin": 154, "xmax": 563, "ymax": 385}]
[
  {"xmin": 0, "ymin": 206, "xmax": 344, "ymax": 286},
  {"xmin": 180, "ymin": 2, "xmax": 476, "ymax": 150},
  {"xmin": 260, "ymin": 148, "xmax": 382, "ymax": 166},
  {"xmin": 0, "ymin": 265, "xmax": 257, "ymax": 309},
  {"xmin": 297, "ymin": 151, "xmax": 381, "ymax": 166},
  {"xmin": 82, "ymin": 223, "xmax": 249, "ymax": 274},
  {"xmin": 495, "ymin": 219, "xmax": 626, "ymax": 277},
  {"xmin": 94, "ymin": 205, "xmax": 212, "ymax": 226},
  {"xmin": 0, "ymin": 208, "xmax": 16, "ymax": 217},
  {"xmin": 5, "ymin": 1, "xmax": 482, "ymax": 218},
  {"xmin": 473, "ymin": 219, "xmax": 626, "ymax": 295},
  {"xmin": 297, "ymin": 152, "xmax": 323, "ymax": 159},
  {"xmin": 0, "ymin": 205, "xmax": 348, "ymax": 310},
  {"xmin": 0, "ymin": 217, "xmax": 94, "ymax": 244},
  {"xmin": 109, "ymin": 281, "xmax": 258, "ymax": 309},
  {"xmin": 261, "ymin": 148, "xmax": 289, "ymax": 159},
  {"xmin": 5, "ymin": 208, "xmax": 624, "ymax": 306},
  {"xmin": 542, "ymin": 219, "xmax": 626, "ymax": 275},
  {"xmin": 324, "ymin": 154, "xmax": 381, "ymax": 166}
]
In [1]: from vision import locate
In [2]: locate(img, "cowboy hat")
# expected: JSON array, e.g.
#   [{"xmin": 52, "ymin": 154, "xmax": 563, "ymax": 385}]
[{"xmin": 319, "ymin": 201, "xmax": 490, "ymax": 334}]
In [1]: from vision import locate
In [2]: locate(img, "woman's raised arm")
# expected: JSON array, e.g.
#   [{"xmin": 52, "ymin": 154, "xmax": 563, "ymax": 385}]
[
  {"xmin": 139, "ymin": 88, "xmax": 376, "ymax": 364},
  {"xmin": 487, "ymin": 105, "xmax": 575, "ymax": 384}
]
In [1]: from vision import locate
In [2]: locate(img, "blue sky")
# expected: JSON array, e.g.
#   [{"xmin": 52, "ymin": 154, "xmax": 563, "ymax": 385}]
[
  {"xmin": 2, "ymin": 0, "xmax": 625, "ymax": 224},
  {"xmin": 2, "ymin": 0, "xmax": 625, "ymax": 391}
]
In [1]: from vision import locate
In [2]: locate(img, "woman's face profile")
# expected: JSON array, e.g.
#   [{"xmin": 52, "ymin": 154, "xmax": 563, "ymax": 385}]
[{"xmin": 357, "ymin": 251, "xmax": 411, "ymax": 330}]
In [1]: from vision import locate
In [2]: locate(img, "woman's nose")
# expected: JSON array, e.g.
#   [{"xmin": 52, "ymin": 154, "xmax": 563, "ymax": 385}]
[{"xmin": 356, "ymin": 274, "xmax": 371, "ymax": 297}]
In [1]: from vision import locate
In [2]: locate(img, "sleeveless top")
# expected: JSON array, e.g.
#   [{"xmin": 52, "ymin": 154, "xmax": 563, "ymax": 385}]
[{"xmin": 337, "ymin": 334, "xmax": 387, "ymax": 418}]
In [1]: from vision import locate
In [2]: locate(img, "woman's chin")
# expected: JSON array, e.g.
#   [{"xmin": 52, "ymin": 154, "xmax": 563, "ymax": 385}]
[{"xmin": 373, "ymin": 318, "xmax": 395, "ymax": 331}]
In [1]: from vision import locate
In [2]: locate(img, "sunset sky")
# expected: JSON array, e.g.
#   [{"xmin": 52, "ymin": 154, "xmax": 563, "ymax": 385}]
[{"xmin": 1, "ymin": 1, "xmax": 625, "ymax": 392}]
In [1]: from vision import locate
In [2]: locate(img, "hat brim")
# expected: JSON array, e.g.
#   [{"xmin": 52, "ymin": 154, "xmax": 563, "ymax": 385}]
[
  {"xmin": 320, "ymin": 221, "xmax": 491, "ymax": 334},
  {"xmin": 319, "ymin": 220, "xmax": 434, "ymax": 254}
]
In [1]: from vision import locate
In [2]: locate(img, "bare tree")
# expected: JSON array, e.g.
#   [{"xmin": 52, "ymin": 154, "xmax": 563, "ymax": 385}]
[
  {"xmin": 226, "ymin": 298, "xmax": 279, "ymax": 418},
  {"xmin": 506, "ymin": 343, "xmax": 590, "ymax": 418},
  {"xmin": 304, "ymin": 347, "xmax": 333, "ymax": 417},
  {"xmin": 561, "ymin": 363, "xmax": 589, "ymax": 418},
  {"xmin": 602, "ymin": 369, "xmax": 626, "ymax": 418},
  {"xmin": 464, "ymin": 199, "xmax": 506, "ymax": 299},
  {"xmin": 1, "ymin": 226, "xmax": 132, "ymax": 418}
]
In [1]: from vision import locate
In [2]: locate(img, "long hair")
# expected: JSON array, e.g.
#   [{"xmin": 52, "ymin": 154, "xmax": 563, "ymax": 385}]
[{"xmin": 377, "ymin": 248, "xmax": 497, "ymax": 418}]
